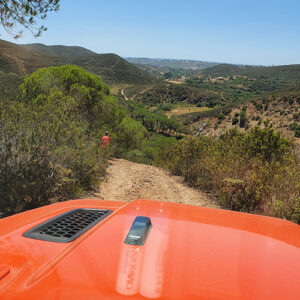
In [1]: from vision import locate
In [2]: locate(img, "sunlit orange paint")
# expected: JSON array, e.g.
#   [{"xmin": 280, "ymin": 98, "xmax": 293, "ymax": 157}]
[{"xmin": 0, "ymin": 199, "xmax": 300, "ymax": 299}]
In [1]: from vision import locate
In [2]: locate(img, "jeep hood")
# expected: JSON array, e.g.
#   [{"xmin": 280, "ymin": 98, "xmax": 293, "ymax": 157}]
[{"xmin": 0, "ymin": 199, "xmax": 300, "ymax": 299}]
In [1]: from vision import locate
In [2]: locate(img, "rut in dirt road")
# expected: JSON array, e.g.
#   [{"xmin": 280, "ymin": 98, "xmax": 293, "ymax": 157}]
[{"xmin": 89, "ymin": 159, "xmax": 219, "ymax": 208}]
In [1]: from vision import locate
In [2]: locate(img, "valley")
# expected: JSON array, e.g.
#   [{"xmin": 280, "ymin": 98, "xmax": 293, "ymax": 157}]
[{"xmin": 0, "ymin": 39, "xmax": 299, "ymax": 223}]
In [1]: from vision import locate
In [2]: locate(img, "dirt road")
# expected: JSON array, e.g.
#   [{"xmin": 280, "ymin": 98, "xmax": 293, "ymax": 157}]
[
  {"xmin": 88, "ymin": 159, "xmax": 218, "ymax": 208},
  {"xmin": 121, "ymin": 89, "xmax": 128, "ymax": 101}
]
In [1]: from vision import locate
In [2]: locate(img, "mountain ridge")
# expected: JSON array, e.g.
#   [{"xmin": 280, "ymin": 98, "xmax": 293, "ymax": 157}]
[
  {"xmin": 21, "ymin": 43, "xmax": 97, "ymax": 57},
  {"xmin": 125, "ymin": 57, "xmax": 219, "ymax": 70},
  {"xmin": 0, "ymin": 39, "xmax": 154, "ymax": 84}
]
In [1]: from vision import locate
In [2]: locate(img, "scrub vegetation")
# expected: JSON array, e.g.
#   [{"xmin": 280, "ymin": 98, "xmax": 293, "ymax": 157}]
[
  {"xmin": 156, "ymin": 123, "xmax": 300, "ymax": 224},
  {"xmin": 0, "ymin": 65, "xmax": 146, "ymax": 216}
]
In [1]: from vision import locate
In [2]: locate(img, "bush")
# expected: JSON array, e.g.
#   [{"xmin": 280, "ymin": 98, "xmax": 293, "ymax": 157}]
[
  {"xmin": 217, "ymin": 113, "xmax": 225, "ymax": 120},
  {"xmin": 245, "ymin": 122, "xmax": 290, "ymax": 161},
  {"xmin": 159, "ymin": 103, "xmax": 172, "ymax": 111},
  {"xmin": 239, "ymin": 110, "xmax": 247, "ymax": 128},
  {"xmin": 258, "ymin": 118, "xmax": 262, "ymax": 125},
  {"xmin": 232, "ymin": 117, "xmax": 239, "ymax": 125},
  {"xmin": 126, "ymin": 135, "xmax": 177, "ymax": 165},
  {"xmin": 0, "ymin": 66, "xmax": 149, "ymax": 216},
  {"xmin": 0, "ymin": 99, "xmax": 105, "ymax": 216},
  {"xmin": 255, "ymin": 103, "xmax": 263, "ymax": 111},
  {"xmin": 289, "ymin": 122, "xmax": 298, "ymax": 131},
  {"xmin": 223, "ymin": 107, "xmax": 232, "ymax": 115},
  {"xmin": 156, "ymin": 127, "xmax": 300, "ymax": 223}
]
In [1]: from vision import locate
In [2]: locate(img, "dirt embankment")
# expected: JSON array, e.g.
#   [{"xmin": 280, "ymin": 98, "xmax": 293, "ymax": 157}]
[{"xmin": 87, "ymin": 159, "xmax": 218, "ymax": 208}]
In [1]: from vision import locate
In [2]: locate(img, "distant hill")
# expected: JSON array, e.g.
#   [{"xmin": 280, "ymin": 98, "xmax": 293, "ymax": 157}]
[
  {"xmin": 22, "ymin": 43, "xmax": 96, "ymax": 57},
  {"xmin": 0, "ymin": 39, "xmax": 154, "ymax": 84},
  {"xmin": 72, "ymin": 53, "xmax": 155, "ymax": 85},
  {"xmin": 203, "ymin": 63, "xmax": 300, "ymax": 82},
  {"xmin": 188, "ymin": 85, "xmax": 300, "ymax": 141},
  {"xmin": 125, "ymin": 57, "xmax": 219, "ymax": 70}
]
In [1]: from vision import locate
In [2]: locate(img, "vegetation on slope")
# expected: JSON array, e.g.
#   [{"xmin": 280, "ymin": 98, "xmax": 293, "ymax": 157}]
[
  {"xmin": 0, "ymin": 39, "xmax": 154, "ymax": 84},
  {"xmin": 126, "ymin": 57, "xmax": 218, "ymax": 70},
  {"xmin": 156, "ymin": 124, "xmax": 300, "ymax": 224},
  {"xmin": 22, "ymin": 43, "xmax": 96, "ymax": 57},
  {"xmin": 203, "ymin": 63, "xmax": 300, "ymax": 83},
  {"xmin": 184, "ymin": 85, "xmax": 300, "ymax": 139},
  {"xmin": 130, "ymin": 82, "xmax": 223, "ymax": 106},
  {"xmin": 0, "ymin": 65, "xmax": 146, "ymax": 216},
  {"xmin": 124, "ymin": 100, "xmax": 187, "ymax": 134}
]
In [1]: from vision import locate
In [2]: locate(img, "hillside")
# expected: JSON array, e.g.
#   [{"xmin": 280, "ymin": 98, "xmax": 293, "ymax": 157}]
[
  {"xmin": 203, "ymin": 63, "xmax": 300, "ymax": 83},
  {"xmin": 126, "ymin": 57, "xmax": 219, "ymax": 70},
  {"xmin": 22, "ymin": 43, "xmax": 96, "ymax": 57},
  {"xmin": 0, "ymin": 39, "xmax": 154, "ymax": 84},
  {"xmin": 172, "ymin": 86, "xmax": 300, "ymax": 143},
  {"xmin": 74, "ymin": 53, "xmax": 155, "ymax": 84}
]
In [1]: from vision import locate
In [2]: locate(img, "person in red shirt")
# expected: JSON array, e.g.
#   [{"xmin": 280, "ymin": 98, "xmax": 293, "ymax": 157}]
[{"xmin": 101, "ymin": 131, "xmax": 110, "ymax": 148}]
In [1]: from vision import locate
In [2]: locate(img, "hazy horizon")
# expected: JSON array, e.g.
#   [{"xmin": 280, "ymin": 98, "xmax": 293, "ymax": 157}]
[
  {"xmin": 1, "ymin": 38, "xmax": 297, "ymax": 67},
  {"xmin": 0, "ymin": 0, "xmax": 299, "ymax": 66}
]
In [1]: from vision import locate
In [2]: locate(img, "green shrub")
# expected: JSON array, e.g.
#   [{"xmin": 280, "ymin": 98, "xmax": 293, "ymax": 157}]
[
  {"xmin": 232, "ymin": 117, "xmax": 239, "ymax": 125},
  {"xmin": 289, "ymin": 122, "xmax": 298, "ymax": 131},
  {"xmin": 159, "ymin": 103, "xmax": 172, "ymax": 111},
  {"xmin": 258, "ymin": 118, "xmax": 262, "ymax": 125},
  {"xmin": 255, "ymin": 103, "xmax": 263, "ymax": 111},
  {"xmin": 217, "ymin": 113, "xmax": 225, "ymax": 120},
  {"xmin": 126, "ymin": 135, "xmax": 177, "ymax": 165},
  {"xmin": 245, "ymin": 122, "xmax": 290, "ymax": 161},
  {"xmin": 239, "ymin": 110, "xmax": 247, "ymax": 128},
  {"xmin": 0, "ymin": 99, "xmax": 105, "ymax": 216},
  {"xmin": 223, "ymin": 107, "xmax": 232, "ymax": 115},
  {"xmin": 0, "ymin": 66, "xmax": 149, "ymax": 216},
  {"xmin": 156, "ymin": 127, "xmax": 300, "ymax": 223}
]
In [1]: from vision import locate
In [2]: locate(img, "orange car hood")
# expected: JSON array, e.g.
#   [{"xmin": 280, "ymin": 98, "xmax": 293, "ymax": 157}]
[{"xmin": 0, "ymin": 199, "xmax": 300, "ymax": 300}]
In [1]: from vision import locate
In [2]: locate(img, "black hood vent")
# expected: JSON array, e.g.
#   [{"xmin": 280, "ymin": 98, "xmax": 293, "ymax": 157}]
[{"xmin": 23, "ymin": 208, "xmax": 112, "ymax": 243}]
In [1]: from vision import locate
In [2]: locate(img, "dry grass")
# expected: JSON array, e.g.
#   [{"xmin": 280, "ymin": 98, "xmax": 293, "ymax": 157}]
[
  {"xmin": 165, "ymin": 80, "xmax": 185, "ymax": 85},
  {"xmin": 166, "ymin": 106, "xmax": 211, "ymax": 118}
]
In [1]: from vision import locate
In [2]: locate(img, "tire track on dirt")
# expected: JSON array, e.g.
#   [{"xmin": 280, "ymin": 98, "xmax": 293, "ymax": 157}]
[{"xmin": 87, "ymin": 159, "xmax": 219, "ymax": 208}]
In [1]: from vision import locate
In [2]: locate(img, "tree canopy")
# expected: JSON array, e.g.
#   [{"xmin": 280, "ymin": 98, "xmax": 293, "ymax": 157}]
[{"xmin": 0, "ymin": 0, "xmax": 60, "ymax": 38}]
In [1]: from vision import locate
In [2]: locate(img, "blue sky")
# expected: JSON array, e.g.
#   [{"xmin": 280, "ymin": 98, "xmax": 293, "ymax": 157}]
[{"xmin": 1, "ymin": 0, "xmax": 300, "ymax": 65}]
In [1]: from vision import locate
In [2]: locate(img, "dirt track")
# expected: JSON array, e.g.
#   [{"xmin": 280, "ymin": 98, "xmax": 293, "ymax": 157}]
[{"xmin": 88, "ymin": 159, "xmax": 218, "ymax": 208}]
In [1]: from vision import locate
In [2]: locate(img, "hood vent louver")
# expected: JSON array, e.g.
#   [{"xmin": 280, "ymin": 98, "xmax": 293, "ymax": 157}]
[{"xmin": 23, "ymin": 209, "xmax": 112, "ymax": 243}]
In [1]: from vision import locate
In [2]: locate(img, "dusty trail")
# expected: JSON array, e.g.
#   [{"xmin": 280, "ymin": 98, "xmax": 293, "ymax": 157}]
[
  {"xmin": 121, "ymin": 89, "xmax": 128, "ymax": 101},
  {"xmin": 88, "ymin": 159, "xmax": 218, "ymax": 208}
]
